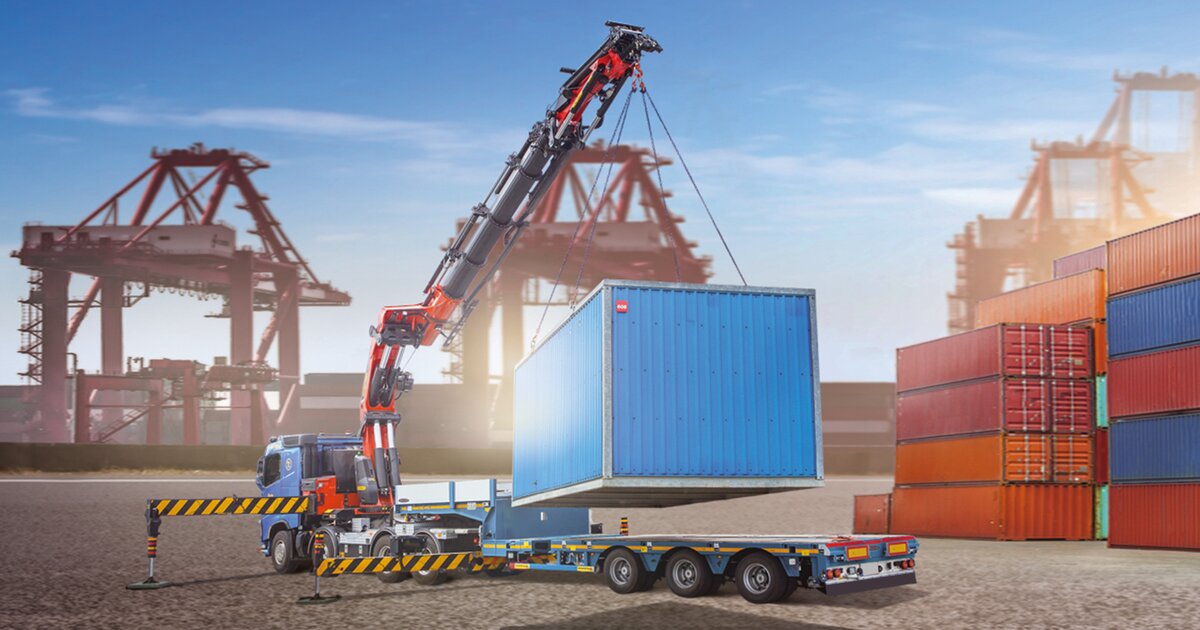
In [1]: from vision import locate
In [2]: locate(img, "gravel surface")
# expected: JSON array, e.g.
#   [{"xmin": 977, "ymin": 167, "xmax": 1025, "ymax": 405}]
[{"xmin": 0, "ymin": 475, "xmax": 1196, "ymax": 629}]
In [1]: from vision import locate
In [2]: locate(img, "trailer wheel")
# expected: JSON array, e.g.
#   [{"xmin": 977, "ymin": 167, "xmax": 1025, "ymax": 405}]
[
  {"xmin": 372, "ymin": 534, "xmax": 409, "ymax": 584},
  {"xmin": 735, "ymin": 551, "xmax": 788, "ymax": 604},
  {"xmin": 270, "ymin": 530, "xmax": 303, "ymax": 574},
  {"xmin": 412, "ymin": 534, "xmax": 448, "ymax": 586},
  {"xmin": 664, "ymin": 550, "xmax": 714, "ymax": 598},
  {"xmin": 604, "ymin": 548, "xmax": 651, "ymax": 595}
]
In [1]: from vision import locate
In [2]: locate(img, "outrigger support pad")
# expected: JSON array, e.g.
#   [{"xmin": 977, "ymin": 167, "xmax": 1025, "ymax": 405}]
[
  {"xmin": 297, "ymin": 531, "xmax": 341, "ymax": 605},
  {"xmin": 128, "ymin": 505, "xmax": 172, "ymax": 590}
]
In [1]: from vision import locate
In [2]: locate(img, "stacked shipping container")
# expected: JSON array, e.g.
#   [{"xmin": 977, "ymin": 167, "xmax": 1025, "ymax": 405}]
[
  {"xmin": 972, "ymin": 268, "xmax": 1110, "ymax": 539},
  {"xmin": 1104, "ymin": 214, "xmax": 1200, "ymax": 551},
  {"xmin": 889, "ymin": 324, "xmax": 1095, "ymax": 540}
]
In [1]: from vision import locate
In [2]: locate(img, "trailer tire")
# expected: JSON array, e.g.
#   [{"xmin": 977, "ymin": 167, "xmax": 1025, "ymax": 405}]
[
  {"xmin": 372, "ymin": 534, "xmax": 410, "ymax": 584},
  {"xmin": 664, "ymin": 550, "xmax": 714, "ymax": 598},
  {"xmin": 604, "ymin": 548, "xmax": 650, "ymax": 595},
  {"xmin": 412, "ymin": 534, "xmax": 448, "ymax": 586},
  {"xmin": 270, "ymin": 530, "xmax": 303, "ymax": 574},
  {"xmin": 735, "ymin": 551, "xmax": 788, "ymax": 604}
]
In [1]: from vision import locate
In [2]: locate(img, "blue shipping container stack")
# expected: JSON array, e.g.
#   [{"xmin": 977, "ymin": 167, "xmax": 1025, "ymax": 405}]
[
  {"xmin": 512, "ymin": 280, "xmax": 824, "ymax": 508},
  {"xmin": 1106, "ymin": 218, "xmax": 1200, "ymax": 550}
]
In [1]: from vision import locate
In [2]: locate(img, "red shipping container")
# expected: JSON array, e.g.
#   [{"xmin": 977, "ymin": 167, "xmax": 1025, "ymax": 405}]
[
  {"xmin": 1050, "ymin": 434, "xmax": 1093, "ymax": 483},
  {"xmin": 897, "ymin": 325, "xmax": 1092, "ymax": 393},
  {"xmin": 1054, "ymin": 245, "xmax": 1107, "ymax": 279},
  {"xmin": 1109, "ymin": 483, "xmax": 1200, "ymax": 550},
  {"xmin": 896, "ymin": 377, "xmax": 1092, "ymax": 440},
  {"xmin": 1108, "ymin": 344, "xmax": 1200, "ymax": 418},
  {"xmin": 1094, "ymin": 427, "xmax": 1109, "ymax": 485},
  {"xmin": 892, "ymin": 484, "xmax": 1093, "ymax": 540},
  {"xmin": 975, "ymin": 270, "xmax": 1106, "ymax": 329},
  {"xmin": 853, "ymin": 494, "xmax": 891, "ymax": 535},
  {"xmin": 895, "ymin": 434, "xmax": 1049, "ymax": 484},
  {"xmin": 1108, "ymin": 213, "xmax": 1200, "ymax": 296}
]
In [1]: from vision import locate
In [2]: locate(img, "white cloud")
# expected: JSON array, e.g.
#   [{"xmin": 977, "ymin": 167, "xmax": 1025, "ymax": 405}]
[
  {"xmin": 922, "ymin": 186, "xmax": 1022, "ymax": 210},
  {"xmin": 6, "ymin": 87, "xmax": 467, "ymax": 151}
]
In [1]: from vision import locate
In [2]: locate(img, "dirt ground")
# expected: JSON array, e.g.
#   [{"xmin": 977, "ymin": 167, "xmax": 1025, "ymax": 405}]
[{"xmin": 0, "ymin": 474, "xmax": 1197, "ymax": 630}]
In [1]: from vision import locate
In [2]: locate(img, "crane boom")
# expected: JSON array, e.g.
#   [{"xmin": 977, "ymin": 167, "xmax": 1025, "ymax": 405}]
[{"xmin": 356, "ymin": 22, "xmax": 661, "ymax": 501}]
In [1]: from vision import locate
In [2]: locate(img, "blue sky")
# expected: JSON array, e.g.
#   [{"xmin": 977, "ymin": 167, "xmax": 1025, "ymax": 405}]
[{"xmin": 2, "ymin": 1, "xmax": 1198, "ymax": 384}]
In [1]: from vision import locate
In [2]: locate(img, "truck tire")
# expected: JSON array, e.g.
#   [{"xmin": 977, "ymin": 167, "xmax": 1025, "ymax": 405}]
[
  {"xmin": 735, "ymin": 551, "xmax": 789, "ymax": 604},
  {"xmin": 604, "ymin": 548, "xmax": 651, "ymax": 595},
  {"xmin": 412, "ymin": 534, "xmax": 448, "ymax": 586},
  {"xmin": 270, "ymin": 530, "xmax": 303, "ymax": 574},
  {"xmin": 664, "ymin": 550, "xmax": 714, "ymax": 598},
  {"xmin": 372, "ymin": 534, "xmax": 410, "ymax": 584}
]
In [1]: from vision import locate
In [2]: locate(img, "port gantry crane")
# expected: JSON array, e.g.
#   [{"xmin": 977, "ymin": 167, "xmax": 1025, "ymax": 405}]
[{"xmin": 356, "ymin": 22, "xmax": 662, "ymax": 503}]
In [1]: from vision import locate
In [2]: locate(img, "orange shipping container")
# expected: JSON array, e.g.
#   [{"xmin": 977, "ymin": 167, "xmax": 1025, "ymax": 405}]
[
  {"xmin": 852, "ymin": 494, "xmax": 891, "ymax": 535},
  {"xmin": 1107, "ymin": 213, "xmax": 1200, "ymax": 296},
  {"xmin": 1051, "ymin": 434, "xmax": 1092, "ymax": 483},
  {"xmin": 892, "ymin": 484, "xmax": 1093, "ymax": 540},
  {"xmin": 975, "ymin": 269, "xmax": 1106, "ymax": 328},
  {"xmin": 895, "ymin": 434, "xmax": 1049, "ymax": 485}
]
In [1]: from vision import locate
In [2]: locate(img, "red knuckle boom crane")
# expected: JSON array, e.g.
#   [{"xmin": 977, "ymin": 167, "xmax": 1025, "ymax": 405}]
[{"xmin": 357, "ymin": 22, "xmax": 662, "ymax": 504}]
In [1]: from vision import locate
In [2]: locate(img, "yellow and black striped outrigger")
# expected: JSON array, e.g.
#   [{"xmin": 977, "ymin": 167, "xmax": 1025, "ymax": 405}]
[
  {"xmin": 316, "ymin": 553, "xmax": 505, "ymax": 577},
  {"xmin": 150, "ymin": 496, "xmax": 312, "ymax": 517}
]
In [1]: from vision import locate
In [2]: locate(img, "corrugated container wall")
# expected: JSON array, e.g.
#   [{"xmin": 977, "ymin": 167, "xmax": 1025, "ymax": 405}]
[
  {"xmin": 1051, "ymin": 434, "xmax": 1093, "ymax": 483},
  {"xmin": 1053, "ymin": 245, "xmax": 1107, "ymax": 279},
  {"xmin": 895, "ymin": 434, "xmax": 1050, "ymax": 484},
  {"xmin": 1107, "ymin": 212, "xmax": 1200, "ymax": 296},
  {"xmin": 975, "ymin": 270, "xmax": 1106, "ymax": 329},
  {"xmin": 852, "ymin": 494, "xmax": 892, "ymax": 535},
  {"xmin": 1107, "ymin": 275, "xmax": 1200, "ymax": 357},
  {"xmin": 1109, "ymin": 413, "xmax": 1200, "ymax": 483},
  {"xmin": 897, "ymin": 325, "xmax": 1092, "ymax": 393},
  {"xmin": 896, "ymin": 377, "xmax": 1092, "ymax": 441},
  {"xmin": 1094, "ymin": 427, "xmax": 1109, "ymax": 484},
  {"xmin": 1109, "ymin": 483, "xmax": 1200, "ymax": 550},
  {"xmin": 1096, "ymin": 375, "xmax": 1108, "ymax": 427},
  {"xmin": 1107, "ymin": 345, "xmax": 1200, "ymax": 418},
  {"xmin": 892, "ymin": 484, "xmax": 1093, "ymax": 541},
  {"xmin": 512, "ymin": 295, "xmax": 604, "ymax": 500},
  {"xmin": 512, "ymin": 280, "xmax": 823, "ymax": 508}
]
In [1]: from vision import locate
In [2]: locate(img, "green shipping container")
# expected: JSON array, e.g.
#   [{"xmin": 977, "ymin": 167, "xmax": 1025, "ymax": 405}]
[
  {"xmin": 1094, "ymin": 484, "xmax": 1109, "ymax": 540},
  {"xmin": 1095, "ymin": 375, "xmax": 1108, "ymax": 428}
]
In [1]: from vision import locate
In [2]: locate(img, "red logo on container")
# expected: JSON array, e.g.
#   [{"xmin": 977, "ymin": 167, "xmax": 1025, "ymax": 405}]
[{"xmin": 615, "ymin": 300, "xmax": 629, "ymax": 313}]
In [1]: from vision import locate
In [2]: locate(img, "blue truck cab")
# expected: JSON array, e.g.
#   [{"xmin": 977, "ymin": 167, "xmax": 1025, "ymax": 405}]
[{"xmin": 255, "ymin": 433, "xmax": 361, "ymax": 572}]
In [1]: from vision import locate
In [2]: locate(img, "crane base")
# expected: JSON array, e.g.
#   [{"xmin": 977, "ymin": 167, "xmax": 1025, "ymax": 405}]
[
  {"xmin": 127, "ymin": 579, "xmax": 172, "ymax": 590},
  {"xmin": 296, "ymin": 594, "xmax": 341, "ymax": 605}
]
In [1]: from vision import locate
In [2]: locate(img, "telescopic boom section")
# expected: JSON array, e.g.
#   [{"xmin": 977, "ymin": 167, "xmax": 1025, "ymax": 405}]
[{"xmin": 356, "ymin": 22, "xmax": 660, "ymax": 500}]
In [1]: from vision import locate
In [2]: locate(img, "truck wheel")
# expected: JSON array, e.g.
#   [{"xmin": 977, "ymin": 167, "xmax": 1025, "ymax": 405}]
[
  {"xmin": 270, "ymin": 530, "xmax": 303, "ymax": 574},
  {"xmin": 412, "ymin": 534, "xmax": 448, "ymax": 586},
  {"xmin": 604, "ymin": 548, "xmax": 650, "ymax": 595},
  {"xmin": 372, "ymin": 534, "xmax": 409, "ymax": 584},
  {"xmin": 735, "ymin": 551, "xmax": 788, "ymax": 604},
  {"xmin": 665, "ymin": 550, "xmax": 714, "ymax": 598}
]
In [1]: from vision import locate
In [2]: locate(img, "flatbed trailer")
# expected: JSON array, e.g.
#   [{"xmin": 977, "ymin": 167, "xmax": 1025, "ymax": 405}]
[{"xmin": 312, "ymin": 479, "xmax": 919, "ymax": 604}]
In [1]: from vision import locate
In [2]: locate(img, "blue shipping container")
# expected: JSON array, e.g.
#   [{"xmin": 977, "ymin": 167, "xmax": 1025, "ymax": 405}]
[
  {"xmin": 512, "ymin": 280, "xmax": 823, "ymax": 507},
  {"xmin": 1110, "ymin": 412, "xmax": 1200, "ymax": 483},
  {"xmin": 1108, "ymin": 275, "xmax": 1200, "ymax": 358}
]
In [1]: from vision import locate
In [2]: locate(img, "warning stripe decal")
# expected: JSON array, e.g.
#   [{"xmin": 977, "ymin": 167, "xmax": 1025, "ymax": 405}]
[
  {"xmin": 150, "ymin": 497, "xmax": 310, "ymax": 516},
  {"xmin": 316, "ymin": 554, "xmax": 505, "ymax": 577}
]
